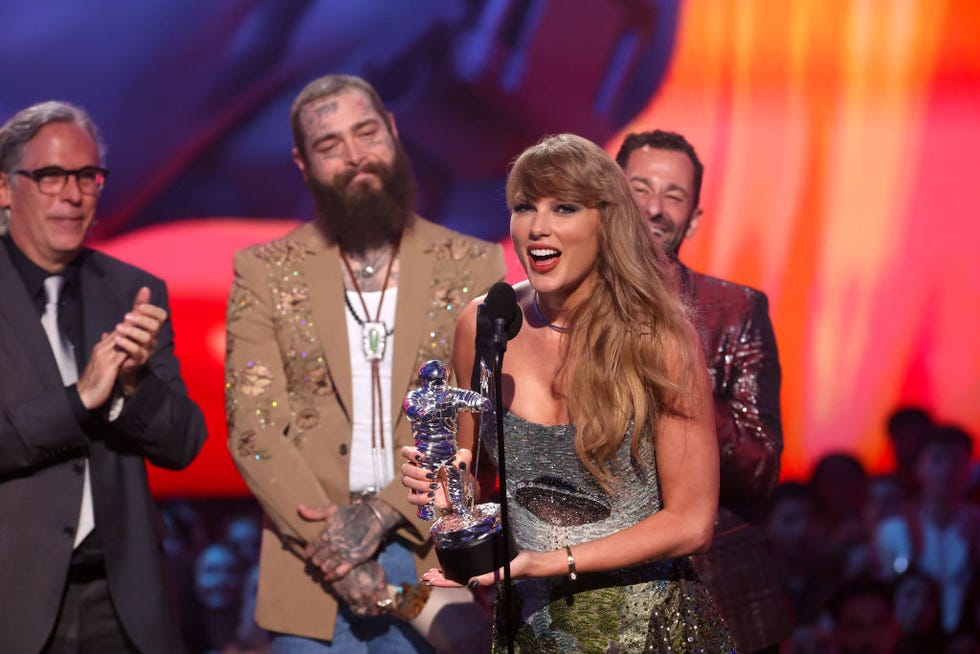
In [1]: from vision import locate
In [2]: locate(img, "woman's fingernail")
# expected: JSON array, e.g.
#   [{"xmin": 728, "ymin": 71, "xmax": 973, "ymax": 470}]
[
  {"xmin": 425, "ymin": 472, "xmax": 436, "ymax": 480},
  {"xmin": 414, "ymin": 454, "xmax": 422, "ymax": 462},
  {"xmin": 459, "ymin": 462, "xmax": 467, "ymax": 472},
  {"xmin": 467, "ymin": 579, "xmax": 479, "ymax": 589},
  {"xmin": 426, "ymin": 491, "xmax": 435, "ymax": 498}
]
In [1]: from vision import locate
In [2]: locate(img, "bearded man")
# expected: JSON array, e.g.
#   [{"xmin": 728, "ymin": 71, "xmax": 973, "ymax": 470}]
[{"xmin": 225, "ymin": 74, "xmax": 505, "ymax": 653}]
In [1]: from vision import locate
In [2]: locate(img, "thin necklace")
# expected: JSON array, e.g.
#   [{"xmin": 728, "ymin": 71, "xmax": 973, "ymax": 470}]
[
  {"xmin": 350, "ymin": 249, "xmax": 389, "ymax": 280},
  {"xmin": 340, "ymin": 241, "xmax": 400, "ymax": 491},
  {"xmin": 532, "ymin": 292, "xmax": 569, "ymax": 333}
]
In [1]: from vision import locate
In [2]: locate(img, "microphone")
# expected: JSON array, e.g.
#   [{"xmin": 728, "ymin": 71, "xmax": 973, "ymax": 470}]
[
  {"xmin": 479, "ymin": 282, "xmax": 522, "ymax": 649},
  {"xmin": 484, "ymin": 282, "xmax": 522, "ymax": 350},
  {"xmin": 470, "ymin": 282, "xmax": 521, "ymax": 390},
  {"xmin": 470, "ymin": 304, "xmax": 493, "ymax": 391}
]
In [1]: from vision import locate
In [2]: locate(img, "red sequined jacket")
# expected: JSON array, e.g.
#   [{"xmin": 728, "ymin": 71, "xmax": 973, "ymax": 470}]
[{"xmin": 680, "ymin": 263, "xmax": 783, "ymax": 520}]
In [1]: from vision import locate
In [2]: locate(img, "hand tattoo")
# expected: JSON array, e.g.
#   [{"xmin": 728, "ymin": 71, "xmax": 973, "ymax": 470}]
[
  {"xmin": 304, "ymin": 502, "xmax": 385, "ymax": 581},
  {"xmin": 330, "ymin": 559, "xmax": 390, "ymax": 616}
]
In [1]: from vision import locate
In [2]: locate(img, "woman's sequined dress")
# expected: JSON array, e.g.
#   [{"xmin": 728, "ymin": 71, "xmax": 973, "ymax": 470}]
[{"xmin": 489, "ymin": 412, "xmax": 735, "ymax": 653}]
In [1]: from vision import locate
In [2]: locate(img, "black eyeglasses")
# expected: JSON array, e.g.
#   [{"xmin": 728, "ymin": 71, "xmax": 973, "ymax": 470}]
[{"xmin": 15, "ymin": 166, "xmax": 109, "ymax": 196}]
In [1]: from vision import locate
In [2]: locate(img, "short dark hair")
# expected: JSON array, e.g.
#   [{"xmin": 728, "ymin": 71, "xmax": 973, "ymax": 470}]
[
  {"xmin": 886, "ymin": 406, "xmax": 933, "ymax": 439},
  {"xmin": 289, "ymin": 74, "xmax": 392, "ymax": 160},
  {"xmin": 615, "ymin": 129, "xmax": 704, "ymax": 208},
  {"xmin": 921, "ymin": 424, "xmax": 973, "ymax": 458}
]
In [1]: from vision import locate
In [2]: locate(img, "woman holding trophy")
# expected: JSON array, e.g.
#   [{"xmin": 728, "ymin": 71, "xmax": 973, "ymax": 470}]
[{"xmin": 401, "ymin": 134, "xmax": 734, "ymax": 651}]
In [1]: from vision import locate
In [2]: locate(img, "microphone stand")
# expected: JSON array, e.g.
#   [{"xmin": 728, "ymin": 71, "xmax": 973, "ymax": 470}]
[{"xmin": 492, "ymin": 318, "xmax": 515, "ymax": 654}]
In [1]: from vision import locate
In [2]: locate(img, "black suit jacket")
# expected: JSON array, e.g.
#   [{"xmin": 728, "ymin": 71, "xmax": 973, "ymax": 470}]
[{"xmin": 0, "ymin": 239, "xmax": 207, "ymax": 654}]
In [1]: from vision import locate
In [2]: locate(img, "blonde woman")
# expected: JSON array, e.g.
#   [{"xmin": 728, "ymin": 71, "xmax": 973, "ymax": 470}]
[{"xmin": 403, "ymin": 134, "xmax": 734, "ymax": 652}]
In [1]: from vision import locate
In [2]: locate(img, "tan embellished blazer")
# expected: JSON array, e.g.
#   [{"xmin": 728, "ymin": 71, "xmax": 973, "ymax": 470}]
[{"xmin": 225, "ymin": 217, "xmax": 505, "ymax": 641}]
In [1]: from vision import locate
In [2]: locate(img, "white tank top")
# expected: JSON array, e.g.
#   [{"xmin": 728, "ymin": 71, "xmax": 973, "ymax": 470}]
[{"xmin": 344, "ymin": 287, "xmax": 398, "ymax": 493}]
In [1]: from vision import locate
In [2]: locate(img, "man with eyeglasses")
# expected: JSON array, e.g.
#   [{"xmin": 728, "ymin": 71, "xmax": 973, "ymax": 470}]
[{"xmin": 0, "ymin": 101, "xmax": 207, "ymax": 653}]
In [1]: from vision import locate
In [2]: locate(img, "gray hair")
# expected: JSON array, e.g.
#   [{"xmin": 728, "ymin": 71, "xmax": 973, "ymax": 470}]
[
  {"xmin": 0, "ymin": 101, "xmax": 106, "ymax": 233},
  {"xmin": 289, "ymin": 74, "xmax": 392, "ymax": 160}
]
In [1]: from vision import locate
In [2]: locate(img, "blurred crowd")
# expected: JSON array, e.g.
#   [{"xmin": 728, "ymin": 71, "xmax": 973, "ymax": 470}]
[
  {"xmin": 160, "ymin": 405, "xmax": 978, "ymax": 654},
  {"xmin": 160, "ymin": 498, "xmax": 269, "ymax": 654},
  {"xmin": 772, "ymin": 407, "xmax": 980, "ymax": 653}
]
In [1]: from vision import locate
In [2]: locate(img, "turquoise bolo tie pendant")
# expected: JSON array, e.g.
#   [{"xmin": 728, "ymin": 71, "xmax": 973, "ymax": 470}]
[{"xmin": 362, "ymin": 321, "xmax": 388, "ymax": 361}]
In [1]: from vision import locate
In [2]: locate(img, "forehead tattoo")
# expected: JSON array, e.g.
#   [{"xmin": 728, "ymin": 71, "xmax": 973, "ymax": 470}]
[
  {"xmin": 301, "ymin": 99, "xmax": 339, "ymax": 136},
  {"xmin": 301, "ymin": 93, "xmax": 379, "ymax": 138}
]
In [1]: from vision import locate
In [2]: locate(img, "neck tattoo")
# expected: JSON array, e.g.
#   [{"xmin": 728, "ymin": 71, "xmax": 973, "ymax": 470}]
[
  {"xmin": 349, "ymin": 249, "xmax": 391, "ymax": 281},
  {"xmin": 532, "ymin": 292, "xmax": 569, "ymax": 333}
]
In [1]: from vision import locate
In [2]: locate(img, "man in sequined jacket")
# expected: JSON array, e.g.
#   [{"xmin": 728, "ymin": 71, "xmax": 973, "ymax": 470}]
[
  {"xmin": 224, "ymin": 75, "xmax": 505, "ymax": 653},
  {"xmin": 617, "ymin": 130, "xmax": 791, "ymax": 652}
]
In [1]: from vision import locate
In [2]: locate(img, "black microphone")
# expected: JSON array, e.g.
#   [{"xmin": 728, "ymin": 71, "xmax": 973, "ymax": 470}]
[
  {"xmin": 471, "ymin": 283, "xmax": 521, "ymax": 390},
  {"xmin": 481, "ymin": 281, "xmax": 522, "ymax": 652},
  {"xmin": 484, "ymin": 282, "xmax": 522, "ymax": 350},
  {"xmin": 471, "ymin": 303, "xmax": 494, "ymax": 391}
]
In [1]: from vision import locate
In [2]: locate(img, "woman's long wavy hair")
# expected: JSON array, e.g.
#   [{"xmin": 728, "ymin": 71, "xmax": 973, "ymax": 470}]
[{"xmin": 506, "ymin": 134, "xmax": 701, "ymax": 486}]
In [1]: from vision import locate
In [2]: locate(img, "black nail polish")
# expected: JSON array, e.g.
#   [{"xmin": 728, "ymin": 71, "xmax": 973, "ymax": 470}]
[
  {"xmin": 425, "ymin": 472, "xmax": 436, "ymax": 480},
  {"xmin": 467, "ymin": 579, "xmax": 479, "ymax": 589},
  {"xmin": 426, "ymin": 491, "xmax": 435, "ymax": 498},
  {"xmin": 429, "ymin": 482, "xmax": 439, "ymax": 490},
  {"xmin": 414, "ymin": 454, "xmax": 422, "ymax": 462},
  {"xmin": 459, "ymin": 462, "xmax": 467, "ymax": 472}
]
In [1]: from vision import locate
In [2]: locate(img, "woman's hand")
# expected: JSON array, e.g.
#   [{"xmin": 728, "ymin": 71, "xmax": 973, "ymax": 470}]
[
  {"xmin": 420, "ymin": 550, "xmax": 541, "ymax": 588},
  {"xmin": 400, "ymin": 446, "xmax": 473, "ymax": 512}
]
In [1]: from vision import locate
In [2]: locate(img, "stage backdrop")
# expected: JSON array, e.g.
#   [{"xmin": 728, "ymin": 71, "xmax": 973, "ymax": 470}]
[
  {"xmin": 4, "ymin": 0, "xmax": 977, "ymax": 495},
  {"xmin": 608, "ymin": 0, "xmax": 980, "ymax": 481}
]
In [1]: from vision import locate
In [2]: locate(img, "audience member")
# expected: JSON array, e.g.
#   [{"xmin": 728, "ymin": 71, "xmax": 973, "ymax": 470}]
[
  {"xmin": 826, "ymin": 575, "xmax": 900, "ymax": 654},
  {"xmin": 844, "ymin": 473, "xmax": 910, "ymax": 577},
  {"xmin": 223, "ymin": 513, "xmax": 263, "ymax": 569},
  {"xmin": 886, "ymin": 406, "xmax": 934, "ymax": 497},
  {"xmin": 188, "ymin": 543, "xmax": 245, "ymax": 654},
  {"xmin": 875, "ymin": 424, "xmax": 980, "ymax": 632},
  {"xmin": 892, "ymin": 567, "xmax": 945, "ymax": 651},
  {"xmin": 764, "ymin": 482, "xmax": 834, "ymax": 628},
  {"xmin": 866, "ymin": 474, "xmax": 909, "ymax": 529},
  {"xmin": 810, "ymin": 453, "xmax": 870, "ymax": 565}
]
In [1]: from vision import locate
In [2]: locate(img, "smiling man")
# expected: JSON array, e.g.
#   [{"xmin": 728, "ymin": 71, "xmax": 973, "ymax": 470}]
[
  {"xmin": 617, "ymin": 130, "xmax": 790, "ymax": 653},
  {"xmin": 225, "ymin": 74, "xmax": 505, "ymax": 653},
  {"xmin": 0, "ymin": 101, "xmax": 207, "ymax": 653}
]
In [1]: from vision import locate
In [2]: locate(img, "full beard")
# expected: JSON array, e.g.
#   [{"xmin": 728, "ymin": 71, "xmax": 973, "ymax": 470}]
[{"xmin": 308, "ymin": 144, "xmax": 417, "ymax": 255}]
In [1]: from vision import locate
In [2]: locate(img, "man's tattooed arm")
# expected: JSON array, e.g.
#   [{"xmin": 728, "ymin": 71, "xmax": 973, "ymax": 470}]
[
  {"xmin": 330, "ymin": 559, "xmax": 391, "ymax": 616},
  {"xmin": 298, "ymin": 499, "xmax": 405, "ymax": 582}
]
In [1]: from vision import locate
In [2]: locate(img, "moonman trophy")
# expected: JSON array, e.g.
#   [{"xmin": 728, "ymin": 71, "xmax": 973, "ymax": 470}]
[{"xmin": 403, "ymin": 360, "xmax": 517, "ymax": 583}]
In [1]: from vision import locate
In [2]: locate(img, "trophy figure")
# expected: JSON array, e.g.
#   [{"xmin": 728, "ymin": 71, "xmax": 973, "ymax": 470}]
[{"xmin": 403, "ymin": 360, "xmax": 517, "ymax": 583}]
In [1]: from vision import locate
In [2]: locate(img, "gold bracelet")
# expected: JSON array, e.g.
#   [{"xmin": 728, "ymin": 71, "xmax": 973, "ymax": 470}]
[{"xmin": 564, "ymin": 545, "xmax": 577, "ymax": 581}]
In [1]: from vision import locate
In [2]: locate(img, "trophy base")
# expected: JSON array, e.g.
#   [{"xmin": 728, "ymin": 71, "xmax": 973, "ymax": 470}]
[{"xmin": 432, "ymin": 504, "xmax": 519, "ymax": 584}]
